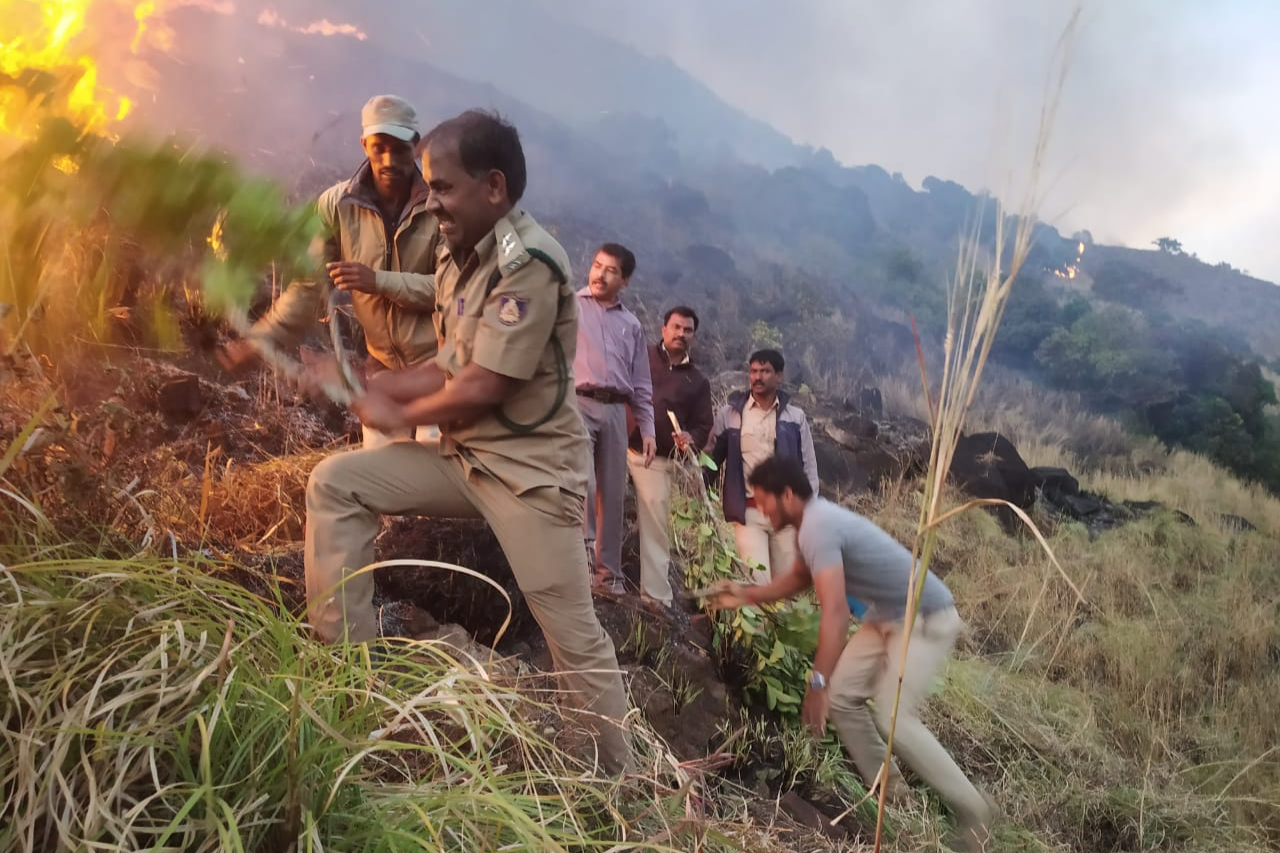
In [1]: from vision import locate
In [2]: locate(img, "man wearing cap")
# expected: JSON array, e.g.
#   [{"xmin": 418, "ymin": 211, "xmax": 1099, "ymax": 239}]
[
  {"xmin": 220, "ymin": 94, "xmax": 442, "ymax": 445},
  {"xmin": 303, "ymin": 109, "xmax": 632, "ymax": 772},
  {"xmin": 575, "ymin": 243, "xmax": 655, "ymax": 594}
]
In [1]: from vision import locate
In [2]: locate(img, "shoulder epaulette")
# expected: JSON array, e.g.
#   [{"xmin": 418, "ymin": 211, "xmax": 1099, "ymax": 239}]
[{"xmin": 494, "ymin": 216, "xmax": 531, "ymax": 277}]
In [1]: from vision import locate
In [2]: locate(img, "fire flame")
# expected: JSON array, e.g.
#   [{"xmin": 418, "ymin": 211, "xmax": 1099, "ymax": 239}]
[
  {"xmin": 1052, "ymin": 241, "xmax": 1086, "ymax": 280},
  {"xmin": 0, "ymin": 0, "xmax": 147, "ymax": 143},
  {"xmin": 2, "ymin": 0, "xmax": 365, "ymax": 152}
]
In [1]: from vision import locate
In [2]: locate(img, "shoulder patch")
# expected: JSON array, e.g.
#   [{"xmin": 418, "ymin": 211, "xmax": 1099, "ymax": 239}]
[{"xmin": 496, "ymin": 295, "xmax": 528, "ymax": 326}]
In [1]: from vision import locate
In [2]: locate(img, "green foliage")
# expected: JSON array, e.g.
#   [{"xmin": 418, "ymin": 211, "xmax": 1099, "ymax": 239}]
[
  {"xmin": 879, "ymin": 245, "xmax": 946, "ymax": 331},
  {"xmin": 747, "ymin": 318, "xmax": 782, "ymax": 351},
  {"xmin": 991, "ymin": 275, "xmax": 1063, "ymax": 362},
  {"xmin": 1035, "ymin": 307, "xmax": 1179, "ymax": 407},
  {"xmin": 671, "ymin": 464, "xmax": 827, "ymax": 721},
  {"xmin": 1, "ymin": 73, "xmax": 324, "ymax": 355}
]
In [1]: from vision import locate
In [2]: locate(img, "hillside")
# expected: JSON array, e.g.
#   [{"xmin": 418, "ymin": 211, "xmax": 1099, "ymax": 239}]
[
  {"xmin": 4, "ymin": 6, "xmax": 1280, "ymax": 850},
  {"xmin": 1079, "ymin": 244, "xmax": 1280, "ymax": 362}
]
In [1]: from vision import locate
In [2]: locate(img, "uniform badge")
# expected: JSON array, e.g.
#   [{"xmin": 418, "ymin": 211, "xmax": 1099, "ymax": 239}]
[
  {"xmin": 501, "ymin": 232, "xmax": 517, "ymax": 257},
  {"xmin": 496, "ymin": 295, "xmax": 527, "ymax": 327},
  {"xmin": 457, "ymin": 297, "xmax": 465, "ymax": 316}
]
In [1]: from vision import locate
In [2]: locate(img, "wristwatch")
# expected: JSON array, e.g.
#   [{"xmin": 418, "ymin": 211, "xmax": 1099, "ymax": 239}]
[{"xmin": 809, "ymin": 670, "xmax": 828, "ymax": 691}]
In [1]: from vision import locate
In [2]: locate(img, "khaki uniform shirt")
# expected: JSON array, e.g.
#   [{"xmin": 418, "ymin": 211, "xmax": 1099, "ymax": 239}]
[
  {"xmin": 740, "ymin": 395, "xmax": 779, "ymax": 498},
  {"xmin": 433, "ymin": 210, "xmax": 588, "ymax": 498},
  {"xmin": 249, "ymin": 161, "xmax": 441, "ymax": 370}
]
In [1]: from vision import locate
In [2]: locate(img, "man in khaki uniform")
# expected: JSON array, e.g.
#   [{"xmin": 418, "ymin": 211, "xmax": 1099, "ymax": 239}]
[
  {"xmin": 304, "ymin": 109, "xmax": 631, "ymax": 772},
  {"xmin": 220, "ymin": 94, "xmax": 442, "ymax": 444}
]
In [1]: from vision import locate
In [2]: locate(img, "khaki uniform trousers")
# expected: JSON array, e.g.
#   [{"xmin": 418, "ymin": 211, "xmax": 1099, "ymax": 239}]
[
  {"xmin": 733, "ymin": 506, "xmax": 798, "ymax": 584},
  {"xmin": 828, "ymin": 606, "xmax": 989, "ymax": 825},
  {"xmin": 304, "ymin": 441, "xmax": 631, "ymax": 771},
  {"xmin": 626, "ymin": 451, "xmax": 674, "ymax": 604}
]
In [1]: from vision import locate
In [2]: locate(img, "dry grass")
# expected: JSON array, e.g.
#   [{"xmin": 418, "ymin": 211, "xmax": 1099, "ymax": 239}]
[
  {"xmin": 877, "ymin": 363, "xmax": 1168, "ymax": 476},
  {"xmin": 858, "ymin": 481, "xmax": 1280, "ymax": 851}
]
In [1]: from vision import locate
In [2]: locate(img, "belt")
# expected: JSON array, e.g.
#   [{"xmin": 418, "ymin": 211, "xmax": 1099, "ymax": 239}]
[{"xmin": 577, "ymin": 388, "xmax": 630, "ymax": 405}]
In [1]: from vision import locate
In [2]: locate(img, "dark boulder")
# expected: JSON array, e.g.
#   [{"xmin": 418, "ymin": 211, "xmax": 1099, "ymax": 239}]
[
  {"xmin": 1032, "ymin": 466, "xmax": 1080, "ymax": 497},
  {"xmin": 819, "ymin": 412, "xmax": 930, "ymax": 494},
  {"xmin": 156, "ymin": 375, "xmax": 204, "ymax": 423},
  {"xmin": 950, "ymin": 432, "xmax": 1035, "ymax": 528}
]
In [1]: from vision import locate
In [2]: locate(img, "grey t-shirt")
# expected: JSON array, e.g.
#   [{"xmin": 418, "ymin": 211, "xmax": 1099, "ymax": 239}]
[{"xmin": 797, "ymin": 497, "xmax": 953, "ymax": 623}]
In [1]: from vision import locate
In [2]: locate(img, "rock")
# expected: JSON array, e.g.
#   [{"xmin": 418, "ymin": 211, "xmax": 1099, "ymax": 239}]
[
  {"xmin": 156, "ymin": 375, "xmax": 203, "ymax": 422},
  {"xmin": 818, "ymin": 412, "xmax": 930, "ymax": 494},
  {"xmin": 588, "ymin": 598, "xmax": 737, "ymax": 760},
  {"xmin": 1220, "ymin": 514, "xmax": 1258, "ymax": 533},
  {"xmin": 852, "ymin": 386, "xmax": 883, "ymax": 416},
  {"xmin": 778, "ymin": 790, "xmax": 852, "ymax": 841},
  {"xmin": 950, "ymin": 432, "xmax": 1035, "ymax": 530},
  {"xmin": 420, "ymin": 622, "xmax": 496, "ymax": 667},
  {"xmin": 1032, "ymin": 466, "xmax": 1080, "ymax": 497}
]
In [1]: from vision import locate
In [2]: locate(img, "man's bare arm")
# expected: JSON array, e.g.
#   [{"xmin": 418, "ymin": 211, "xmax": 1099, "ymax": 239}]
[
  {"xmin": 808, "ymin": 568, "xmax": 853, "ymax": 679},
  {"xmin": 354, "ymin": 362, "xmax": 515, "ymax": 432},
  {"xmin": 743, "ymin": 558, "xmax": 813, "ymax": 605},
  {"xmin": 366, "ymin": 360, "xmax": 447, "ymax": 403}
]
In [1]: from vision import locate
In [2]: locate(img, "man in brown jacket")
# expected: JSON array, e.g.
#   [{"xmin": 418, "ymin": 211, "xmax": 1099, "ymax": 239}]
[
  {"xmin": 221, "ymin": 94, "xmax": 442, "ymax": 444},
  {"xmin": 626, "ymin": 306, "xmax": 712, "ymax": 605}
]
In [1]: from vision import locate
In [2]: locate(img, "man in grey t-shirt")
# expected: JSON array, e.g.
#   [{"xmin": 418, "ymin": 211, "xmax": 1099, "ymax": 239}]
[{"xmin": 705, "ymin": 456, "xmax": 995, "ymax": 852}]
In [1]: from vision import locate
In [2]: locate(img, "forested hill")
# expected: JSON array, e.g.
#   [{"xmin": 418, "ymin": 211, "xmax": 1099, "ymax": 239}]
[{"xmin": 122, "ymin": 2, "xmax": 1280, "ymax": 491}]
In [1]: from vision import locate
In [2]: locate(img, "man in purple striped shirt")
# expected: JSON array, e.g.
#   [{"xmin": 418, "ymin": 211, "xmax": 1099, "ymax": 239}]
[{"xmin": 575, "ymin": 243, "xmax": 656, "ymax": 593}]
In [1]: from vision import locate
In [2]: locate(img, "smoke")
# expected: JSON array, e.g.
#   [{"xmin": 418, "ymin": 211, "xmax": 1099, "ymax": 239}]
[
  {"xmin": 568, "ymin": 0, "xmax": 1280, "ymax": 282},
  {"xmin": 84, "ymin": 0, "xmax": 1280, "ymax": 283}
]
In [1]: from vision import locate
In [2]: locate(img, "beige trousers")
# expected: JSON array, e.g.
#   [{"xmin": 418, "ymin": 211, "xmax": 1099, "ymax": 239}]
[
  {"xmin": 626, "ymin": 451, "xmax": 674, "ymax": 603},
  {"xmin": 733, "ymin": 506, "xmax": 798, "ymax": 583},
  {"xmin": 304, "ymin": 441, "xmax": 631, "ymax": 771},
  {"xmin": 828, "ymin": 606, "xmax": 989, "ymax": 824}
]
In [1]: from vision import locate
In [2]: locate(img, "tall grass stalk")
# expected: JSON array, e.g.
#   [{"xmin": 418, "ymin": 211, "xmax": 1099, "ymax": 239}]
[{"xmin": 871, "ymin": 10, "xmax": 1083, "ymax": 851}]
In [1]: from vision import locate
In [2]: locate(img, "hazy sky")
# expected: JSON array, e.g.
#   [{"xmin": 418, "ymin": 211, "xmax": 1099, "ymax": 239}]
[{"xmin": 572, "ymin": 1, "xmax": 1280, "ymax": 283}]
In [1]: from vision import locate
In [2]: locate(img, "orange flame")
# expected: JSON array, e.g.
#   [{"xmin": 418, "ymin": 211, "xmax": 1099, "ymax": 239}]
[{"xmin": 0, "ymin": 0, "xmax": 149, "ymax": 144}]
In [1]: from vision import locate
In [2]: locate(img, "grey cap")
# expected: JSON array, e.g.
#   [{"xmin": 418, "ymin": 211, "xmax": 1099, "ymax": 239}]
[{"xmin": 360, "ymin": 94, "xmax": 419, "ymax": 142}]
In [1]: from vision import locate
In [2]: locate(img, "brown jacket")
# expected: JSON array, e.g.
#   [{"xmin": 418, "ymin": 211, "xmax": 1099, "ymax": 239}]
[
  {"xmin": 248, "ymin": 161, "xmax": 441, "ymax": 370},
  {"xmin": 628, "ymin": 342, "xmax": 713, "ymax": 458}
]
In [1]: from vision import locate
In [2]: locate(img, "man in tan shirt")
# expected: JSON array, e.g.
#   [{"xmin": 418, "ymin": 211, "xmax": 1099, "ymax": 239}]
[
  {"xmin": 708, "ymin": 349, "xmax": 819, "ymax": 583},
  {"xmin": 303, "ymin": 109, "xmax": 630, "ymax": 772}
]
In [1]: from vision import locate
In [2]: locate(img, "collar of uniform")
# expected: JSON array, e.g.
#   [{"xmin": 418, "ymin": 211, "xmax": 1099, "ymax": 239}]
[
  {"xmin": 660, "ymin": 341, "xmax": 691, "ymax": 366},
  {"xmin": 344, "ymin": 160, "xmax": 429, "ymax": 218},
  {"xmin": 746, "ymin": 394, "xmax": 779, "ymax": 413},
  {"xmin": 446, "ymin": 217, "xmax": 503, "ymax": 270},
  {"xmin": 576, "ymin": 285, "xmax": 626, "ymax": 311}
]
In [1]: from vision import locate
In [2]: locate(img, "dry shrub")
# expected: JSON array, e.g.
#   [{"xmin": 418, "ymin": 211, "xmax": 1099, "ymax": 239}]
[{"xmin": 200, "ymin": 451, "xmax": 322, "ymax": 546}]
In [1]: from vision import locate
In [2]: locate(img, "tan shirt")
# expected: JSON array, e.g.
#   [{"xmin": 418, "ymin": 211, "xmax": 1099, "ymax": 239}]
[
  {"xmin": 249, "ymin": 162, "xmax": 441, "ymax": 371},
  {"xmin": 740, "ymin": 394, "xmax": 778, "ymax": 497},
  {"xmin": 432, "ymin": 210, "xmax": 588, "ymax": 498}
]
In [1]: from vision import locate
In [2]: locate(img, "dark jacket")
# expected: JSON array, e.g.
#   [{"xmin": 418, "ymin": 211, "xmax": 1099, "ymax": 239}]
[
  {"xmin": 709, "ymin": 389, "xmax": 818, "ymax": 525},
  {"xmin": 628, "ymin": 343, "xmax": 713, "ymax": 457}
]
